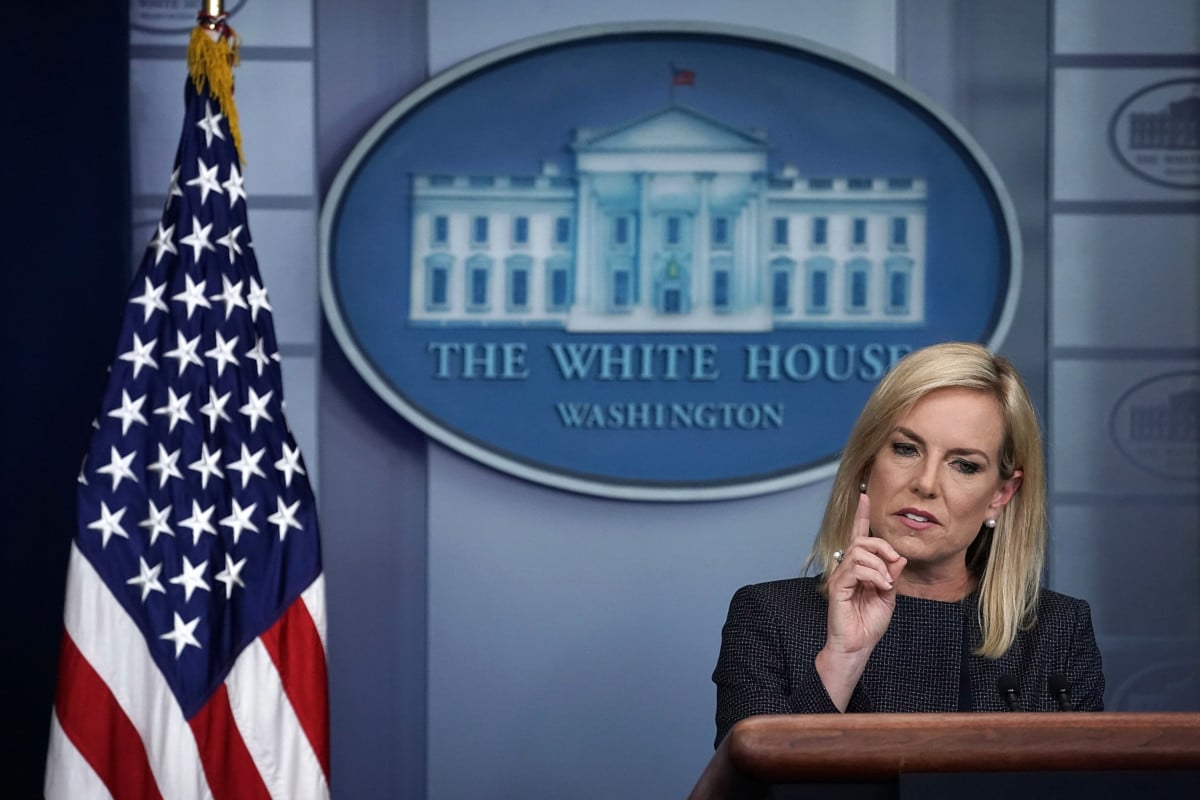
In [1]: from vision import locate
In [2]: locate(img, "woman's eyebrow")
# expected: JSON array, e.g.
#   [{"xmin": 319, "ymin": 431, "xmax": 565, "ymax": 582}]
[{"xmin": 893, "ymin": 426, "xmax": 992, "ymax": 462}]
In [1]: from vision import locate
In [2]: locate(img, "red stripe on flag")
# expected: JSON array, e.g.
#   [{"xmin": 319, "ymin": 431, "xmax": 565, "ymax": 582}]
[
  {"xmin": 190, "ymin": 682, "xmax": 273, "ymax": 800},
  {"xmin": 261, "ymin": 598, "xmax": 332, "ymax": 778},
  {"xmin": 53, "ymin": 629, "xmax": 165, "ymax": 800}
]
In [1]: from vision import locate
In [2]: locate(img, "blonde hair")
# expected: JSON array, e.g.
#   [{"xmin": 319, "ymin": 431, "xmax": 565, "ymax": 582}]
[{"xmin": 805, "ymin": 342, "xmax": 1046, "ymax": 658}]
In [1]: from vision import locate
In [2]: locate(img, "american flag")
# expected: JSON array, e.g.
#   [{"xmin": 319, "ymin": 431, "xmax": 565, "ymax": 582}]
[
  {"xmin": 671, "ymin": 65, "xmax": 695, "ymax": 86},
  {"xmin": 44, "ymin": 28, "xmax": 329, "ymax": 800}
]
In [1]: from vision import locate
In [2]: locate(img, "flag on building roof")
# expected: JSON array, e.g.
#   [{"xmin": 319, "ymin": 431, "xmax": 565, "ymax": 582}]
[
  {"xmin": 671, "ymin": 65, "xmax": 696, "ymax": 86},
  {"xmin": 45, "ymin": 15, "xmax": 329, "ymax": 800}
]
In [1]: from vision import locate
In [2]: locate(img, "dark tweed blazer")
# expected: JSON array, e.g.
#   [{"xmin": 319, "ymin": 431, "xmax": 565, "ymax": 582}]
[{"xmin": 712, "ymin": 576, "xmax": 1105, "ymax": 746}]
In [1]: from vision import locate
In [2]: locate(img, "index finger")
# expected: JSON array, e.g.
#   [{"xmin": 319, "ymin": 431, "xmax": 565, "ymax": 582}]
[{"xmin": 852, "ymin": 491, "xmax": 871, "ymax": 540}]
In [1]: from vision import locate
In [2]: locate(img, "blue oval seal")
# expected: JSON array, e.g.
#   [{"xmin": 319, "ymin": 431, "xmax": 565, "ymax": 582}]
[
  {"xmin": 1109, "ymin": 370, "xmax": 1200, "ymax": 481},
  {"xmin": 319, "ymin": 23, "xmax": 1020, "ymax": 500}
]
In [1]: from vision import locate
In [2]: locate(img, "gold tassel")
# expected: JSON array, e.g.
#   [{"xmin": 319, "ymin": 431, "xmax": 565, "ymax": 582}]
[{"xmin": 187, "ymin": 24, "xmax": 245, "ymax": 164}]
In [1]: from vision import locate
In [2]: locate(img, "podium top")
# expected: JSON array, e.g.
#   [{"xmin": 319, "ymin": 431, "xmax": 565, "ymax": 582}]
[{"xmin": 728, "ymin": 712, "xmax": 1200, "ymax": 781}]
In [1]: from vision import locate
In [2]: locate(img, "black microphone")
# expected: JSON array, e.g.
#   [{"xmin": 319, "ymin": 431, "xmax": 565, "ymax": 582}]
[
  {"xmin": 1049, "ymin": 673, "xmax": 1073, "ymax": 711},
  {"xmin": 996, "ymin": 675, "xmax": 1021, "ymax": 711}
]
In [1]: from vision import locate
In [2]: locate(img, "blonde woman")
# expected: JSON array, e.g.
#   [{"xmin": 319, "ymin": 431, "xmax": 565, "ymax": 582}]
[{"xmin": 713, "ymin": 343, "xmax": 1103, "ymax": 746}]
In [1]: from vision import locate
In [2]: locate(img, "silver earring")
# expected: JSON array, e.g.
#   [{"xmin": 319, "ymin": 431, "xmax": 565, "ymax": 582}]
[
  {"xmin": 859, "ymin": 481, "xmax": 867, "ymax": 492},
  {"xmin": 984, "ymin": 518, "xmax": 997, "ymax": 529}
]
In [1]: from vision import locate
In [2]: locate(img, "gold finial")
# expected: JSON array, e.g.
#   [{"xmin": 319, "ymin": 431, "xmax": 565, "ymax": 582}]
[
  {"xmin": 199, "ymin": 0, "xmax": 226, "ymax": 30},
  {"xmin": 189, "ymin": 1, "xmax": 244, "ymax": 164}
]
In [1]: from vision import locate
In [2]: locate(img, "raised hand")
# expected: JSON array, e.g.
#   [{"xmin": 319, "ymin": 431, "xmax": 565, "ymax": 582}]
[{"xmin": 815, "ymin": 491, "xmax": 907, "ymax": 710}]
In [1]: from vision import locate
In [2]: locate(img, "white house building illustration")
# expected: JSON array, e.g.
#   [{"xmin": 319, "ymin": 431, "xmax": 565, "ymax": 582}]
[{"xmin": 408, "ymin": 105, "xmax": 927, "ymax": 331}]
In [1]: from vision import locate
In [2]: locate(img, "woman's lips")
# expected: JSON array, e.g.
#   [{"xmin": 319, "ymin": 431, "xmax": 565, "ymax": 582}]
[{"xmin": 895, "ymin": 508, "xmax": 940, "ymax": 529}]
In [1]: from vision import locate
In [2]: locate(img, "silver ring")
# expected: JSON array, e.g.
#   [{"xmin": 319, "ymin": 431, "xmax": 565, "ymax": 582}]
[{"xmin": 833, "ymin": 549, "xmax": 845, "ymax": 564}]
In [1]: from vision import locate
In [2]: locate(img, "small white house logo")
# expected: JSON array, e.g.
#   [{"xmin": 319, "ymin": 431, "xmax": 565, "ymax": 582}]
[
  {"xmin": 1110, "ymin": 371, "xmax": 1200, "ymax": 481},
  {"xmin": 1111, "ymin": 658, "xmax": 1200, "ymax": 711},
  {"xmin": 132, "ymin": 0, "xmax": 248, "ymax": 33},
  {"xmin": 1109, "ymin": 78, "xmax": 1200, "ymax": 189},
  {"xmin": 321, "ymin": 23, "xmax": 1020, "ymax": 500}
]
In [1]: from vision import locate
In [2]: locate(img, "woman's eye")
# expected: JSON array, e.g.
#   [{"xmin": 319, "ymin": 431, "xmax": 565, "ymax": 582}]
[
  {"xmin": 952, "ymin": 459, "xmax": 981, "ymax": 475},
  {"xmin": 892, "ymin": 442, "xmax": 918, "ymax": 456}
]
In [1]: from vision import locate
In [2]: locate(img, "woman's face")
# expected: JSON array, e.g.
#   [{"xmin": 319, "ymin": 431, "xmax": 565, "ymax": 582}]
[{"xmin": 864, "ymin": 386, "xmax": 1022, "ymax": 576}]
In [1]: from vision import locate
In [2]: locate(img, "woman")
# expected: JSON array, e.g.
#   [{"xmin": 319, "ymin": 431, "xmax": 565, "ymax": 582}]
[{"xmin": 712, "ymin": 342, "xmax": 1104, "ymax": 746}]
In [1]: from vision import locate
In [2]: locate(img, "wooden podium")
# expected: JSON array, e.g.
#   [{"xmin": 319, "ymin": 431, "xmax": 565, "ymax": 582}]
[{"xmin": 689, "ymin": 713, "xmax": 1200, "ymax": 799}]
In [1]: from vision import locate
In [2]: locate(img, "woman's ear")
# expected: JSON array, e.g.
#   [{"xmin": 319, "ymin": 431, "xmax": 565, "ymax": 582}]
[{"xmin": 991, "ymin": 469, "xmax": 1023, "ymax": 511}]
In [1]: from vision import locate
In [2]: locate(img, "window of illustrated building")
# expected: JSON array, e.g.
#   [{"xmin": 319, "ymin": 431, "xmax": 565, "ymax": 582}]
[
  {"xmin": 851, "ymin": 217, "xmax": 868, "ymax": 247},
  {"xmin": 711, "ymin": 256, "xmax": 732, "ymax": 311},
  {"xmin": 512, "ymin": 216, "xmax": 529, "ymax": 246},
  {"xmin": 665, "ymin": 215, "xmax": 682, "ymax": 246},
  {"xmin": 770, "ymin": 257, "xmax": 794, "ymax": 313},
  {"xmin": 424, "ymin": 253, "xmax": 452, "ymax": 311},
  {"xmin": 554, "ymin": 216, "xmax": 572, "ymax": 248},
  {"xmin": 805, "ymin": 257, "xmax": 834, "ymax": 314},
  {"xmin": 545, "ymin": 256, "xmax": 573, "ymax": 311},
  {"xmin": 711, "ymin": 216, "xmax": 731, "ymax": 249},
  {"xmin": 847, "ymin": 178, "xmax": 873, "ymax": 190},
  {"xmin": 890, "ymin": 217, "xmax": 908, "ymax": 249},
  {"xmin": 505, "ymin": 255, "xmax": 532, "ymax": 312},
  {"xmin": 811, "ymin": 216, "xmax": 828, "ymax": 247},
  {"xmin": 885, "ymin": 256, "xmax": 914, "ymax": 314},
  {"xmin": 471, "ymin": 216, "xmax": 489, "ymax": 246},
  {"xmin": 466, "ymin": 254, "xmax": 492, "ymax": 311},
  {"xmin": 612, "ymin": 269, "xmax": 631, "ymax": 308},
  {"xmin": 432, "ymin": 215, "xmax": 449, "ymax": 246},
  {"xmin": 772, "ymin": 217, "xmax": 789, "ymax": 247},
  {"xmin": 608, "ymin": 254, "xmax": 634, "ymax": 310},
  {"xmin": 613, "ymin": 215, "xmax": 631, "ymax": 247},
  {"xmin": 845, "ymin": 257, "xmax": 871, "ymax": 313}
]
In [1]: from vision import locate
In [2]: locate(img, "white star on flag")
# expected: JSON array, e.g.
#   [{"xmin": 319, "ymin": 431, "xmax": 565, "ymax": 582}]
[
  {"xmin": 179, "ymin": 215, "xmax": 216, "ymax": 262},
  {"xmin": 200, "ymin": 386, "xmax": 233, "ymax": 432},
  {"xmin": 146, "ymin": 443, "xmax": 184, "ymax": 488},
  {"xmin": 219, "ymin": 498, "xmax": 260, "ymax": 544},
  {"xmin": 107, "ymin": 389, "xmax": 149, "ymax": 435},
  {"xmin": 163, "ymin": 330, "xmax": 204, "ymax": 375},
  {"xmin": 210, "ymin": 273, "xmax": 248, "ymax": 319},
  {"xmin": 129, "ymin": 277, "xmax": 169, "ymax": 321},
  {"xmin": 204, "ymin": 330, "xmax": 240, "ymax": 376},
  {"xmin": 149, "ymin": 222, "xmax": 178, "ymax": 265},
  {"xmin": 185, "ymin": 157, "xmax": 224, "ymax": 205},
  {"xmin": 138, "ymin": 500, "xmax": 175, "ymax": 546},
  {"xmin": 178, "ymin": 499, "xmax": 218, "ymax": 546},
  {"xmin": 96, "ymin": 446, "xmax": 138, "ymax": 491},
  {"xmin": 160, "ymin": 612, "xmax": 203, "ymax": 659},
  {"xmin": 215, "ymin": 554, "xmax": 248, "ymax": 599},
  {"xmin": 196, "ymin": 100, "xmax": 226, "ymax": 147},
  {"xmin": 240, "ymin": 387, "xmax": 274, "ymax": 433},
  {"xmin": 227, "ymin": 443, "xmax": 267, "ymax": 488},
  {"xmin": 87, "ymin": 501, "xmax": 130, "ymax": 548},
  {"xmin": 126, "ymin": 557, "xmax": 167, "ymax": 602},
  {"xmin": 152, "ymin": 387, "xmax": 194, "ymax": 432},
  {"xmin": 169, "ymin": 556, "xmax": 211, "ymax": 602}
]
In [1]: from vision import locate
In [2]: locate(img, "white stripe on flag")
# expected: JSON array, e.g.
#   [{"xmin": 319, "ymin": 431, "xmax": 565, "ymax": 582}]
[
  {"xmin": 62, "ymin": 543, "xmax": 215, "ymax": 800},
  {"xmin": 301, "ymin": 575, "xmax": 327, "ymax": 652},
  {"xmin": 44, "ymin": 714, "xmax": 116, "ymax": 800},
  {"xmin": 225, "ymin": 637, "xmax": 331, "ymax": 800}
]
